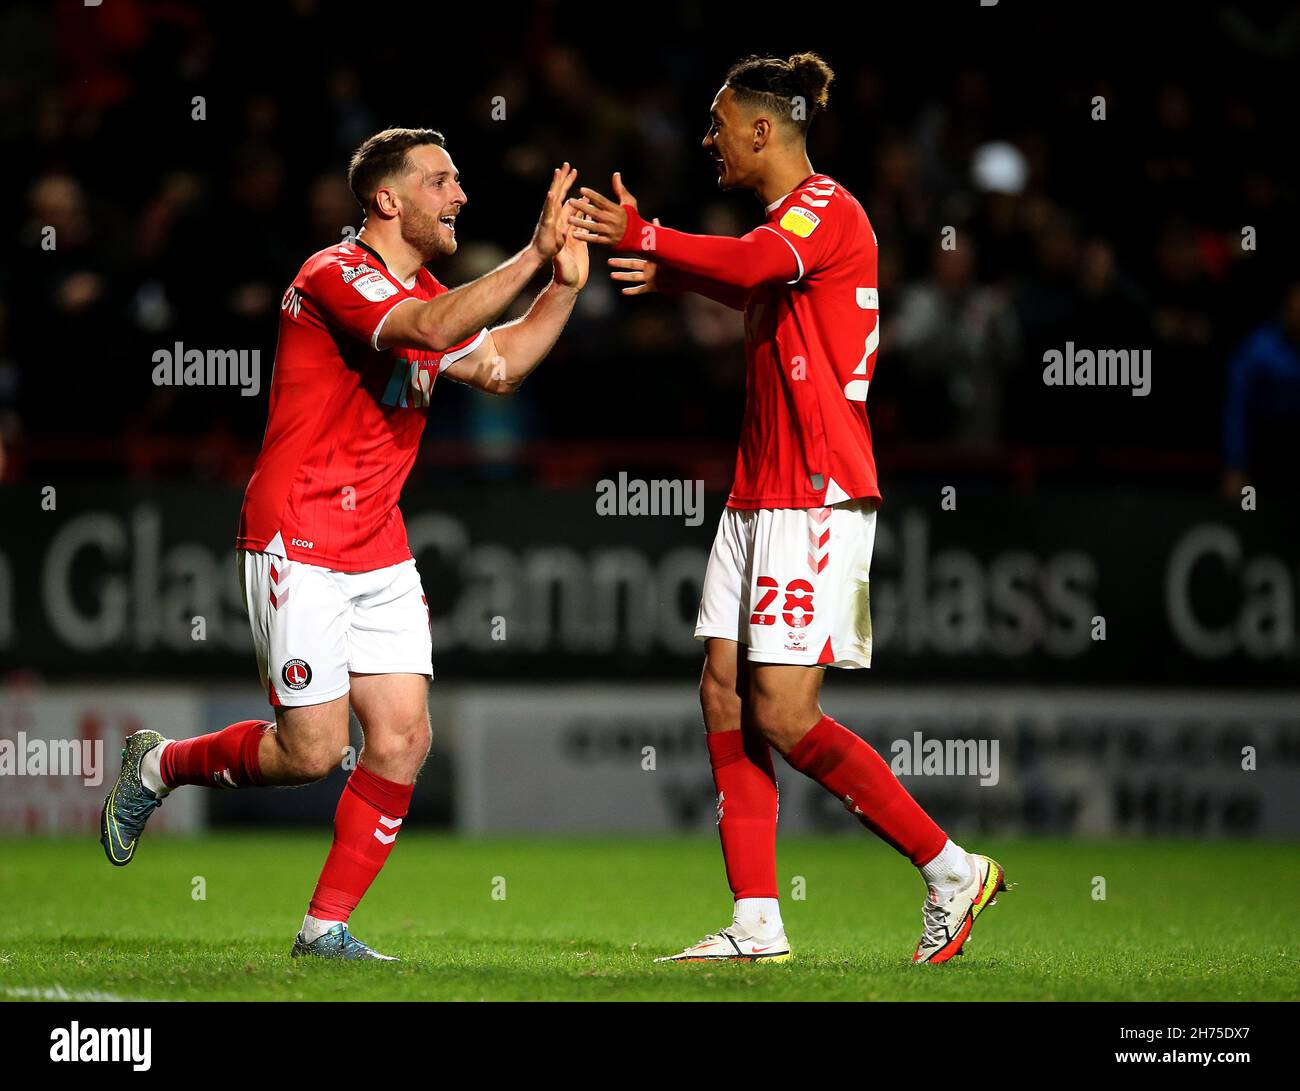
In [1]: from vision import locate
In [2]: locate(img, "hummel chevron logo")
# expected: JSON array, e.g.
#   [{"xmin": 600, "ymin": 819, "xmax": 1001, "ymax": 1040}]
[
  {"xmin": 373, "ymin": 815, "xmax": 403, "ymax": 845},
  {"xmin": 807, "ymin": 507, "xmax": 831, "ymax": 573},
  {"xmin": 800, "ymin": 183, "xmax": 836, "ymax": 208},
  {"xmin": 269, "ymin": 562, "xmax": 289, "ymax": 610}
]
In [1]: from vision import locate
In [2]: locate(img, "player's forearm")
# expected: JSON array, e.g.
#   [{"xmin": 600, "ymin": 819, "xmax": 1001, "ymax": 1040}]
[
  {"xmin": 403, "ymin": 247, "xmax": 546, "ymax": 351},
  {"xmin": 487, "ymin": 281, "xmax": 579, "ymax": 393},
  {"xmin": 617, "ymin": 207, "xmax": 794, "ymax": 289}
]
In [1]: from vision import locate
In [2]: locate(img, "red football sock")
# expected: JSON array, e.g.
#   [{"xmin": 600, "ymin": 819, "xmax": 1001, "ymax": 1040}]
[
  {"xmin": 160, "ymin": 719, "xmax": 270, "ymax": 789},
  {"xmin": 707, "ymin": 729, "xmax": 779, "ymax": 900},
  {"xmin": 308, "ymin": 764, "xmax": 413, "ymax": 922},
  {"xmin": 784, "ymin": 715, "xmax": 947, "ymax": 866}
]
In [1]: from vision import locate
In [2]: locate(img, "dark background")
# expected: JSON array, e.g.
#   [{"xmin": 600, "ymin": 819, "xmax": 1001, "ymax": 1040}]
[
  {"xmin": 1, "ymin": 0, "xmax": 1297, "ymax": 688},
  {"xmin": 3, "ymin": 0, "xmax": 1298, "ymax": 487}
]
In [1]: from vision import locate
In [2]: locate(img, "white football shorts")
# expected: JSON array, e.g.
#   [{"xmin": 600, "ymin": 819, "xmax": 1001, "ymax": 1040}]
[
  {"xmin": 239, "ymin": 551, "xmax": 434, "ymax": 708},
  {"xmin": 694, "ymin": 498, "xmax": 878, "ymax": 668}
]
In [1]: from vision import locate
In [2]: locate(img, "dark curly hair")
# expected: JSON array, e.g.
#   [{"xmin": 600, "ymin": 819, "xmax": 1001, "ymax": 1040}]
[{"xmin": 723, "ymin": 52, "xmax": 835, "ymax": 134}]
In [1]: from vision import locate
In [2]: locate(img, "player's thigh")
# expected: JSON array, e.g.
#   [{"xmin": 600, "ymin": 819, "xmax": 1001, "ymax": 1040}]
[
  {"xmin": 348, "ymin": 671, "xmax": 431, "ymax": 776},
  {"xmin": 269, "ymin": 692, "xmax": 353, "ymax": 781},
  {"xmin": 700, "ymin": 637, "xmax": 743, "ymax": 733},
  {"xmin": 239, "ymin": 550, "xmax": 352, "ymax": 708},
  {"xmin": 348, "ymin": 671, "xmax": 430, "ymax": 735}
]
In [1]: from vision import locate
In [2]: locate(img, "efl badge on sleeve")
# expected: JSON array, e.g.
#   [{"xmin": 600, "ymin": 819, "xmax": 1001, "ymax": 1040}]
[
  {"xmin": 779, "ymin": 207, "xmax": 820, "ymax": 238},
  {"xmin": 351, "ymin": 271, "xmax": 399, "ymax": 302}
]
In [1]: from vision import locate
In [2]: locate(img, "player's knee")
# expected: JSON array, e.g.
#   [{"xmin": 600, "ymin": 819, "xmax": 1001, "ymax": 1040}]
[
  {"xmin": 408, "ymin": 719, "xmax": 433, "ymax": 761},
  {"xmin": 284, "ymin": 742, "xmax": 342, "ymax": 784},
  {"xmin": 364, "ymin": 714, "xmax": 431, "ymax": 770},
  {"xmin": 748, "ymin": 693, "xmax": 809, "ymax": 755}
]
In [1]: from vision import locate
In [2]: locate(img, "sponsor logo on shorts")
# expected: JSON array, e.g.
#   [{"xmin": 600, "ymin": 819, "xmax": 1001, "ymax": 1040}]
[
  {"xmin": 290, "ymin": 538, "xmax": 314, "ymax": 549},
  {"xmin": 282, "ymin": 659, "xmax": 313, "ymax": 690}
]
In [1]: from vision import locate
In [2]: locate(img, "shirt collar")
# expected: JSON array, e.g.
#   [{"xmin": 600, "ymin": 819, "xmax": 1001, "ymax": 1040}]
[
  {"xmin": 353, "ymin": 235, "xmax": 418, "ymax": 290},
  {"xmin": 766, "ymin": 173, "xmax": 819, "ymax": 214}
]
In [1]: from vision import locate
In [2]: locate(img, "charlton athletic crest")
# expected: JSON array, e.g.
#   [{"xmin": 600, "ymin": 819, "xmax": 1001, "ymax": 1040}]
[{"xmin": 282, "ymin": 659, "xmax": 312, "ymax": 690}]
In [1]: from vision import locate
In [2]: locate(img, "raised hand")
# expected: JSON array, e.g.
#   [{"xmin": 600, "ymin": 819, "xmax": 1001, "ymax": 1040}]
[
  {"xmin": 531, "ymin": 164, "xmax": 579, "ymax": 261},
  {"xmin": 552, "ymin": 199, "xmax": 590, "ymax": 290},
  {"xmin": 608, "ymin": 219, "xmax": 663, "ymax": 294},
  {"xmin": 572, "ymin": 172, "xmax": 639, "ymax": 248},
  {"xmin": 611, "ymin": 172, "xmax": 638, "ymax": 211}
]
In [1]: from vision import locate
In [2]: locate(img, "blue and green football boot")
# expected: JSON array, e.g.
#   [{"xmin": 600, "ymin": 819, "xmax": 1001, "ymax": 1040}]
[
  {"xmin": 290, "ymin": 923, "xmax": 399, "ymax": 961},
  {"xmin": 99, "ymin": 730, "xmax": 166, "ymax": 867}
]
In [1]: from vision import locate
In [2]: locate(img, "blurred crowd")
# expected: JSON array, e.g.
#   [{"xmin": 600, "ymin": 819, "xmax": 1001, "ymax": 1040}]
[{"xmin": 2, "ymin": 0, "xmax": 1298, "ymax": 490}]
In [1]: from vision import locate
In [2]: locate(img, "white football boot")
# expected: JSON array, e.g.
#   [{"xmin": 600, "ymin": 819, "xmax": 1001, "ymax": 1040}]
[
  {"xmin": 913, "ymin": 852, "xmax": 1007, "ymax": 964},
  {"xmin": 654, "ymin": 923, "xmax": 792, "ymax": 963}
]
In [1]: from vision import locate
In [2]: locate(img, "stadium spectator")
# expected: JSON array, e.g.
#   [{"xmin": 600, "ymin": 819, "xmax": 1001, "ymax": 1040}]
[
  {"xmin": 1222, "ymin": 282, "xmax": 1300, "ymax": 495},
  {"xmin": 891, "ymin": 244, "xmax": 1020, "ymax": 449},
  {"xmin": 2, "ymin": 1, "xmax": 1295, "ymax": 490}
]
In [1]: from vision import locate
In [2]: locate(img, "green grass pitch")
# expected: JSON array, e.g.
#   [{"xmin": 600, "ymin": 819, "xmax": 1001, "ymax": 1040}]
[{"xmin": 0, "ymin": 835, "xmax": 1295, "ymax": 1001}]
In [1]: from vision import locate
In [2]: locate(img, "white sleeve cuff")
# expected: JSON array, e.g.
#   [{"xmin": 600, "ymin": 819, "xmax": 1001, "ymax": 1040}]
[
  {"xmin": 438, "ymin": 327, "xmax": 488, "ymax": 371},
  {"xmin": 371, "ymin": 296, "xmax": 418, "ymax": 351}
]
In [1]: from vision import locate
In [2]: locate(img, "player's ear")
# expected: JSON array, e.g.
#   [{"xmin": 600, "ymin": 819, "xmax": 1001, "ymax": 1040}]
[
  {"xmin": 374, "ymin": 185, "xmax": 400, "ymax": 219},
  {"xmin": 752, "ymin": 117, "xmax": 772, "ymax": 151}
]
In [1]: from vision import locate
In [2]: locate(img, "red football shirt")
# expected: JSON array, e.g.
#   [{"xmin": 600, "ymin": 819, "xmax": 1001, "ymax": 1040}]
[
  {"xmin": 237, "ymin": 238, "xmax": 485, "ymax": 572},
  {"xmin": 729, "ymin": 173, "xmax": 881, "ymax": 509}
]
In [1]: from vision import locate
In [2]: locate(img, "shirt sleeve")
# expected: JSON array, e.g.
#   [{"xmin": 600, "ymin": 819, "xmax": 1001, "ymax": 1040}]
[
  {"xmin": 436, "ymin": 327, "xmax": 489, "ymax": 371},
  {"xmin": 412, "ymin": 277, "xmax": 488, "ymax": 369},
  {"xmin": 303, "ymin": 257, "xmax": 415, "ymax": 350},
  {"xmin": 616, "ymin": 206, "xmax": 798, "ymax": 289},
  {"xmin": 757, "ymin": 180, "xmax": 847, "ymax": 284}
]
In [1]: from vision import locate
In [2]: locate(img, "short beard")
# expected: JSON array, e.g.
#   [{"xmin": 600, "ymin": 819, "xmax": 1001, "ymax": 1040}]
[{"xmin": 402, "ymin": 204, "xmax": 454, "ymax": 259}]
